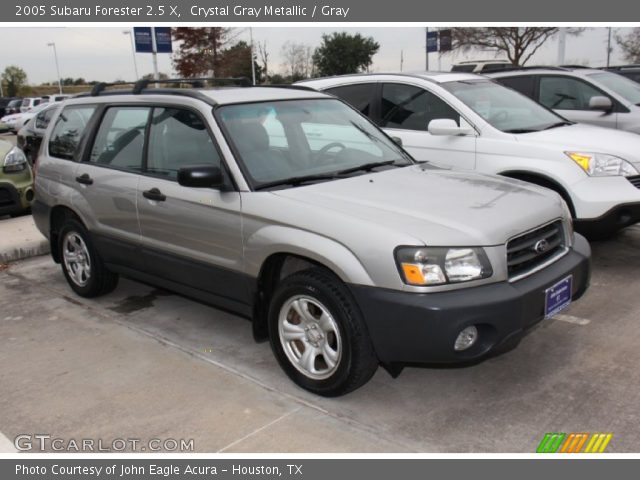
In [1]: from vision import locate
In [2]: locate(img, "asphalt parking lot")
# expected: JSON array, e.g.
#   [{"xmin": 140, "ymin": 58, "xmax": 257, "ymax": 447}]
[{"xmin": 1, "ymin": 220, "xmax": 640, "ymax": 452}]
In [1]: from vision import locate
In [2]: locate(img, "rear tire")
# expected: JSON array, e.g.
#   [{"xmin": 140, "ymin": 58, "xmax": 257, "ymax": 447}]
[
  {"xmin": 58, "ymin": 219, "xmax": 118, "ymax": 297},
  {"xmin": 268, "ymin": 268, "xmax": 378, "ymax": 397}
]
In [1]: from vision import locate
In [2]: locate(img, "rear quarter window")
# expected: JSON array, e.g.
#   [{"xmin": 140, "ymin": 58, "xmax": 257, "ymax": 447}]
[
  {"xmin": 48, "ymin": 106, "xmax": 97, "ymax": 160},
  {"xmin": 495, "ymin": 76, "xmax": 536, "ymax": 99}
]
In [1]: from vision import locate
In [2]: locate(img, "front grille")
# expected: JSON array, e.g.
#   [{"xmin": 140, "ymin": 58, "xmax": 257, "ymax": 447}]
[
  {"xmin": 627, "ymin": 175, "xmax": 640, "ymax": 189},
  {"xmin": 0, "ymin": 187, "xmax": 15, "ymax": 207},
  {"xmin": 507, "ymin": 220, "xmax": 565, "ymax": 279}
]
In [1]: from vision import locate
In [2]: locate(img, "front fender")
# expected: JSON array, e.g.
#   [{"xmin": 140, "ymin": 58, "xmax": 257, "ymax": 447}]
[{"xmin": 243, "ymin": 225, "xmax": 375, "ymax": 286}]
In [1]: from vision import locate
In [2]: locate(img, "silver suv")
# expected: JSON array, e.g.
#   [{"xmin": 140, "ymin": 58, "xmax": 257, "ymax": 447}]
[
  {"xmin": 488, "ymin": 67, "xmax": 640, "ymax": 134},
  {"xmin": 32, "ymin": 79, "xmax": 591, "ymax": 396}
]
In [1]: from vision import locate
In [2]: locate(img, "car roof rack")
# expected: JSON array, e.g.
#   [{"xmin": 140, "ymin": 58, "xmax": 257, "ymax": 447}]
[
  {"xmin": 74, "ymin": 77, "xmax": 323, "ymax": 106},
  {"xmin": 482, "ymin": 65, "xmax": 575, "ymax": 74},
  {"xmin": 89, "ymin": 77, "xmax": 251, "ymax": 97},
  {"xmin": 604, "ymin": 64, "xmax": 640, "ymax": 70}
]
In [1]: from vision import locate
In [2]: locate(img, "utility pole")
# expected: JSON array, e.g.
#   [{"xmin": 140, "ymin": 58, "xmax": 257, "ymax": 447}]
[
  {"xmin": 606, "ymin": 27, "xmax": 613, "ymax": 68},
  {"xmin": 425, "ymin": 27, "xmax": 429, "ymax": 71},
  {"xmin": 47, "ymin": 42, "xmax": 62, "ymax": 94},
  {"xmin": 557, "ymin": 28, "xmax": 566, "ymax": 65},
  {"xmin": 150, "ymin": 27, "xmax": 159, "ymax": 87},
  {"xmin": 250, "ymin": 27, "xmax": 256, "ymax": 85},
  {"xmin": 400, "ymin": 50, "xmax": 404, "ymax": 72}
]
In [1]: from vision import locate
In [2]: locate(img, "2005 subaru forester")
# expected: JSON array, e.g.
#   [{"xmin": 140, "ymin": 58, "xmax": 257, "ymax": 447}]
[{"xmin": 32, "ymin": 79, "xmax": 591, "ymax": 396}]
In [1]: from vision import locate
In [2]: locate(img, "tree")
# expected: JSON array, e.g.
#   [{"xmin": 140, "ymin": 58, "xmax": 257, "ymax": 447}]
[
  {"xmin": 281, "ymin": 41, "xmax": 313, "ymax": 81},
  {"xmin": 449, "ymin": 28, "xmax": 583, "ymax": 66},
  {"xmin": 172, "ymin": 27, "xmax": 235, "ymax": 77},
  {"xmin": 1, "ymin": 65, "xmax": 27, "ymax": 97},
  {"xmin": 257, "ymin": 40, "xmax": 269, "ymax": 83},
  {"xmin": 313, "ymin": 32, "xmax": 379, "ymax": 76},
  {"xmin": 73, "ymin": 78, "xmax": 86, "ymax": 85},
  {"xmin": 616, "ymin": 28, "xmax": 640, "ymax": 64},
  {"xmin": 217, "ymin": 41, "xmax": 262, "ymax": 83},
  {"xmin": 141, "ymin": 72, "xmax": 170, "ymax": 81}
]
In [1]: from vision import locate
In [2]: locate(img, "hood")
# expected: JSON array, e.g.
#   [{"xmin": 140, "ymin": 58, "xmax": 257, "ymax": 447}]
[
  {"xmin": 274, "ymin": 165, "xmax": 565, "ymax": 246},
  {"xmin": 516, "ymin": 123, "xmax": 640, "ymax": 168}
]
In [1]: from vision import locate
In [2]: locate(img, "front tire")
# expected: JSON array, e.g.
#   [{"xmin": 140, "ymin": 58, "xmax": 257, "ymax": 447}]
[
  {"xmin": 58, "ymin": 219, "xmax": 118, "ymax": 297},
  {"xmin": 268, "ymin": 268, "xmax": 378, "ymax": 397}
]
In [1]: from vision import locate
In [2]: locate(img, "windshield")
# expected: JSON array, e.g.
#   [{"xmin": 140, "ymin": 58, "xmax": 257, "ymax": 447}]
[
  {"xmin": 442, "ymin": 79, "xmax": 566, "ymax": 133},
  {"xmin": 587, "ymin": 71, "xmax": 640, "ymax": 105},
  {"xmin": 217, "ymin": 98, "xmax": 413, "ymax": 189}
]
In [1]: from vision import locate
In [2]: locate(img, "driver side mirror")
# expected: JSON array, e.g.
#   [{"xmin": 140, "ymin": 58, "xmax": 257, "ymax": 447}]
[
  {"xmin": 390, "ymin": 136, "xmax": 403, "ymax": 147},
  {"xmin": 589, "ymin": 96, "xmax": 613, "ymax": 113},
  {"xmin": 177, "ymin": 165, "xmax": 225, "ymax": 189},
  {"xmin": 428, "ymin": 119, "xmax": 473, "ymax": 136}
]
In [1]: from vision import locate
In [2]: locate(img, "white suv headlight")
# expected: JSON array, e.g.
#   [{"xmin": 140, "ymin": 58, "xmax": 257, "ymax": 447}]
[
  {"xmin": 395, "ymin": 247, "xmax": 493, "ymax": 286},
  {"xmin": 3, "ymin": 147, "xmax": 28, "ymax": 173},
  {"xmin": 566, "ymin": 151, "xmax": 639, "ymax": 177}
]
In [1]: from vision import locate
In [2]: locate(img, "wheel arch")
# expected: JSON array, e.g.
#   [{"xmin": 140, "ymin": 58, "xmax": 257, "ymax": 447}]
[{"xmin": 499, "ymin": 170, "xmax": 576, "ymax": 217}]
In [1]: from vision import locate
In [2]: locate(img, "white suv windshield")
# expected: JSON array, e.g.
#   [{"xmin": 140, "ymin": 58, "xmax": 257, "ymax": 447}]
[
  {"xmin": 442, "ymin": 79, "xmax": 567, "ymax": 133},
  {"xmin": 218, "ymin": 98, "xmax": 412, "ymax": 189},
  {"xmin": 587, "ymin": 72, "xmax": 640, "ymax": 105}
]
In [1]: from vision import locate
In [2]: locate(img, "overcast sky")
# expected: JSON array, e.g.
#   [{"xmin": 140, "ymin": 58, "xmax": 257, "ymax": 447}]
[{"xmin": 0, "ymin": 27, "xmax": 634, "ymax": 84}]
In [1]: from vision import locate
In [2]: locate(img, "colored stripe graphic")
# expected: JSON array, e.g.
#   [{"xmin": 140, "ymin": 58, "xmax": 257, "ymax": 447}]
[
  {"xmin": 537, "ymin": 433, "xmax": 566, "ymax": 453},
  {"xmin": 538, "ymin": 433, "xmax": 613, "ymax": 453}
]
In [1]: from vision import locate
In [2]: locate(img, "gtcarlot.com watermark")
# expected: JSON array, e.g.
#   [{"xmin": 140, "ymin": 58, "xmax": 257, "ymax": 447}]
[{"xmin": 14, "ymin": 434, "xmax": 194, "ymax": 452}]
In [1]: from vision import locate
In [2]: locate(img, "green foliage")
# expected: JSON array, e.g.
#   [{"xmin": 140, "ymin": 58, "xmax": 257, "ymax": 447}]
[
  {"xmin": 312, "ymin": 32, "xmax": 379, "ymax": 76},
  {"xmin": 1, "ymin": 65, "xmax": 28, "ymax": 97}
]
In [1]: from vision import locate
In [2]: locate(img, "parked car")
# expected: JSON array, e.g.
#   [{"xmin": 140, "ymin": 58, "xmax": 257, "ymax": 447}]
[
  {"xmin": 451, "ymin": 60, "xmax": 512, "ymax": 73},
  {"xmin": 4, "ymin": 98, "xmax": 23, "ymax": 116},
  {"xmin": 1, "ymin": 101, "xmax": 51, "ymax": 134},
  {"xmin": 486, "ymin": 67, "xmax": 640, "ymax": 134},
  {"xmin": 0, "ymin": 140, "xmax": 34, "ymax": 217},
  {"xmin": 299, "ymin": 72, "xmax": 640, "ymax": 238},
  {"xmin": 604, "ymin": 65, "xmax": 640, "ymax": 84},
  {"xmin": 42, "ymin": 94, "xmax": 73, "ymax": 103},
  {"xmin": 20, "ymin": 97, "xmax": 46, "ymax": 113},
  {"xmin": 32, "ymin": 80, "xmax": 590, "ymax": 396},
  {"xmin": 0, "ymin": 97, "xmax": 20, "ymax": 117},
  {"xmin": 17, "ymin": 102, "xmax": 62, "ymax": 164}
]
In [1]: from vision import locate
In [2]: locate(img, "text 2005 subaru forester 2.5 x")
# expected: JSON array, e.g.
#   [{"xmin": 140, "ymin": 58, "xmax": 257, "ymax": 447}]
[{"xmin": 32, "ymin": 79, "xmax": 591, "ymax": 396}]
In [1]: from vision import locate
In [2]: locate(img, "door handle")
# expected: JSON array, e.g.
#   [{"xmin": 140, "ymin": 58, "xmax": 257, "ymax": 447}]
[
  {"xmin": 75, "ymin": 173, "xmax": 93, "ymax": 185},
  {"xmin": 142, "ymin": 188, "xmax": 166, "ymax": 202}
]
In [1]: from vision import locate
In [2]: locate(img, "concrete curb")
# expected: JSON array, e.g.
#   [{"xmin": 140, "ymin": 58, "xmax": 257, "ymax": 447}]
[{"xmin": 0, "ymin": 215, "xmax": 50, "ymax": 264}]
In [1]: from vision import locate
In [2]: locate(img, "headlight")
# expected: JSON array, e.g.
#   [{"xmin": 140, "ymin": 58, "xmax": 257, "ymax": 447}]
[
  {"xmin": 395, "ymin": 247, "xmax": 493, "ymax": 286},
  {"xmin": 3, "ymin": 147, "xmax": 28, "ymax": 173},
  {"xmin": 566, "ymin": 151, "xmax": 639, "ymax": 177}
]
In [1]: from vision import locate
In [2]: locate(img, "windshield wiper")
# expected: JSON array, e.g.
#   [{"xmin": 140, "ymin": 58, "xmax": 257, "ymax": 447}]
[
  {"xmin": 503, "ymin": 128, "xmax": 540, "ymax": 133},
  {"xmin": 335, "ymin": 160, "xmax": 399, "ymax": 175},
  {"xmin": 543, "ymin": 121, "xmax": 573, "ymax": 130},
  {"xmin": 254, "ymin": 173, "xmax": 340, "ymax": 191},
  {"xmin": 254, "ymin": 161, "xmax": 401, "ymax": 191}
]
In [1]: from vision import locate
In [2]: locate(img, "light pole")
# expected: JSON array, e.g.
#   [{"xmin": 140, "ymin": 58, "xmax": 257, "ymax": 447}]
[
  {"xmin": 249, "ymin": 27, "xmax": 256, "ymax": 85},
  {"xmin": 47, "ymin": 42, "xmax": 62, "ymax": 94},
  {"xmin": 123, "ymin": 30, "xmax": 140, "ymax": 80}
]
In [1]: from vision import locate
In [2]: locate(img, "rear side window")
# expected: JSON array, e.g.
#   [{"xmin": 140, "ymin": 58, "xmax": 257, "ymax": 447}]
[
  {"xmin": 147, "ymin": 107, "xmax": 221, "ymax": 180},
  {"xmin": 538, "ymin": 76, "xmax": 604, "ymax": 110},
  {"xmin": 451, "ymin": 64, "xmax": 476, "ymax": 72},
  {"xmin": 89, "ymin": 107, "xmax": 150, "ymax": 172},
  {"xmin": 48, "ymin": 106, "xmax": 96, "ymax": 160},
  {"xmin": 481, "ymin": 64, "xmax": 511, "ymax": 72},
  {"xmin": 496, "ymin": 76, "xmax": 536, "ymax": 99},
  {"xmin": 380, "ymin": 83, "xmax": 460, "ymax": 130},
  {"xmin": 325, "ymin": 83, "xmax": 376, "ymax": 117}
]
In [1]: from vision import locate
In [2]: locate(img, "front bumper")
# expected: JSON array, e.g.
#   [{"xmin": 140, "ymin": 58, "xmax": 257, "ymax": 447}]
[
  {"xmin": 0, "ymin": 178, "xmax": 34, "ymax": 216},
  {"xmin": 349, "ymin": 234, "xmax": 591, "ymax": 365},
  {"xmin": 574, "ymin": 202, "xmax": 640, "ymax": 238}
]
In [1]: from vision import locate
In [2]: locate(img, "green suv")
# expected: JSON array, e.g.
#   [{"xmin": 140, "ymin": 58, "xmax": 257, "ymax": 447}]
[{"xmin": 0, "ymin": 139, "xmax": 33, "ymax": 217}]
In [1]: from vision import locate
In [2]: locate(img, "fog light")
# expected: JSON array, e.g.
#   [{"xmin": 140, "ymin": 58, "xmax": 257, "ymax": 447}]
[{"xmin": 454, "ymin": 326, "xmax": 478, "ymax": 351}]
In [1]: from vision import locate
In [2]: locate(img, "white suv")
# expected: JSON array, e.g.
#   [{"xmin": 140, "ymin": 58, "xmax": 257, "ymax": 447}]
[
  {"xmin": 299, "ymin": 72, "xmax": 640, "ymax": 237},
  {"xmin": 487, "ymin": 67, "xmax": 640, "ymax": 134}
]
